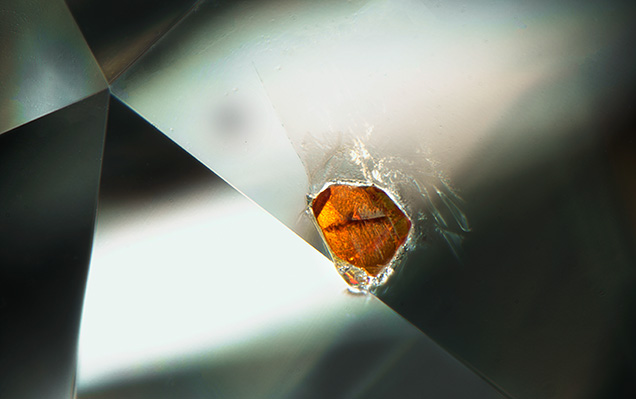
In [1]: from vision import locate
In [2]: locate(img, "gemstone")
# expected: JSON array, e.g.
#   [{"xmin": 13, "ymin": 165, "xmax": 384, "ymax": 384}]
[{"xmin": 311, "ymin": 184, "xmax": 411, "ymax": 279}]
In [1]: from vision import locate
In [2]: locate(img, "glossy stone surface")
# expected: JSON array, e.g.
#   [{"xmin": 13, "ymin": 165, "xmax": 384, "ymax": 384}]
[{"xmin": 311, "ymin": 184, "xmax": 411, "ymax": 277}]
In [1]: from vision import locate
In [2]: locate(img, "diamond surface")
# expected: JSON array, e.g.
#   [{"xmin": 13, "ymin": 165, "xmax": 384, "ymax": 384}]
[
  {"xmin": 312, "ymin": 184, "xmax": 411, "ymax": 278},
  {"xmin": 2, "ymin": 1, "xmax": 635, "ymax": 398}
]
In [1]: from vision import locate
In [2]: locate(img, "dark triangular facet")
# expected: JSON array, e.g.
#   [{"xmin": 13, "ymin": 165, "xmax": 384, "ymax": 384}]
[
  {"xmin": 65, "ymin": 0, "xmax": 200, "ymax": 82},
  {"xmin": 0, "ymin": 90, "xmax": 109, "ymax": 399}
]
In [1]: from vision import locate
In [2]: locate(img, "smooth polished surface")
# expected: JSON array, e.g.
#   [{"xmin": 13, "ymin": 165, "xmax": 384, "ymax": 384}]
[
  {"xmin": 77, "ymin": 98, "xmax": 506, "ymax": 399},
  {"xmin": 0, "ymin": 91, "xmax": 109, "ymax": 399},
  {"xmin": 0, "ymin": 0, "xmax": 106, "ymax": 135}
]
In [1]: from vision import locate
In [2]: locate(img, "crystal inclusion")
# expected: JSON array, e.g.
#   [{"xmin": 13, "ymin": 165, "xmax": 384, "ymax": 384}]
[{"xmin": 311, "ymin": 184, "xmax": 411, "ymax": 288}]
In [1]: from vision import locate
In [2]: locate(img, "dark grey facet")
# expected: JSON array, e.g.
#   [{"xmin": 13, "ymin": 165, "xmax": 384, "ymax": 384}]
[{"xmin": 0, "ymin": 90, "xmax": 109, "ymax": 399}]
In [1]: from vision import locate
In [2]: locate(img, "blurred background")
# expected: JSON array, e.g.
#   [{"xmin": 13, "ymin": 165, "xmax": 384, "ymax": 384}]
[{"xmin": 1, "ymin": 0, "xmax": 635, "ymax": 398}]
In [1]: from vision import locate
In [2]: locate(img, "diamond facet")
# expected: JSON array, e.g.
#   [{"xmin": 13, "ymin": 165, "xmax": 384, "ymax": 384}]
[{"xmin": 311, "ymin": 184, "xmax": 411, "ymax": 284}]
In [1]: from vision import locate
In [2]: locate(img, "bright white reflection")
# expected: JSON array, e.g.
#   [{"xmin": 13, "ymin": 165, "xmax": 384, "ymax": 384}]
[{"xmin": 78, "ymin": 181, "xmax": 354, "ymax": 388}]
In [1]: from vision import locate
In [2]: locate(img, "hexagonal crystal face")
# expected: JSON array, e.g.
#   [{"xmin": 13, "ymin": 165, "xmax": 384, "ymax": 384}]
[{"xmin": 311, "ymin": 184, "xmax": 411, "ymax": 291}]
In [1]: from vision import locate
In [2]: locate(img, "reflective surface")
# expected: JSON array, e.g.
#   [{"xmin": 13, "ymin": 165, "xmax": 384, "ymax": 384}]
[
  {"xmin": 0, "ymin": 91, "xmax": 109, "ymax": 399},
  {"xmin": 2, "ymin": 0, "xmax": 635, "ymax": 397},
  {"xmin": 77, "ymin": 98, "xmax": 505, "ymax": 399},
  {"xmin": 107, "ymin": 0, "xmax": 636, "ymax": 397},
  {"xmin": 0, "ymin": 0, "xmax": 106, "ymax": 135}
]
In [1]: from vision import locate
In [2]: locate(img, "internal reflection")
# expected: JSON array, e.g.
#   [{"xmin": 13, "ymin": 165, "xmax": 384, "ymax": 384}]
[
  {"xmin": 78, "ymin": 98, "xmax": 505, "ymax": 398},
  {"xmin": 105, "ymin": 0, "xmax": 636, "ymax": 397}
]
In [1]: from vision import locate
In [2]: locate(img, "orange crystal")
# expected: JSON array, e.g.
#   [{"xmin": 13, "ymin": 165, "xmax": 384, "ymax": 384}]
[{"xmin": 311, "ymin": 184, "xmax": 411, "ymax": 277}]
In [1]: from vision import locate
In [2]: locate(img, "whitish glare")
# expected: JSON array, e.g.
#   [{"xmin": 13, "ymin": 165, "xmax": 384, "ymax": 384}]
[{"xmin": 78, "ymin": 182, "xmax": 348, "ymax": 388}]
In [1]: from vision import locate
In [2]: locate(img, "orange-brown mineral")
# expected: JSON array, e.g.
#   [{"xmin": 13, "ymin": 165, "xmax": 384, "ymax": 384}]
[{"xmin": 311, "ymin": 184, "xmax": 411, "ymax": 277}]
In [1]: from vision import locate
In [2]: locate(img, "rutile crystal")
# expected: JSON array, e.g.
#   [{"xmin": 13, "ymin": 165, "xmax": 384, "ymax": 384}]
[{"xmin": 311, "ymin": 184, "xmax": 411, "ymax": 282}]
